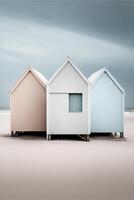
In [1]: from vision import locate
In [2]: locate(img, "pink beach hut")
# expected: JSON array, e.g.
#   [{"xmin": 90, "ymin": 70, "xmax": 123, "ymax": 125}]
[{"xmin": 10, "ymin": 67, "xmax": 47, "ymax": 136}]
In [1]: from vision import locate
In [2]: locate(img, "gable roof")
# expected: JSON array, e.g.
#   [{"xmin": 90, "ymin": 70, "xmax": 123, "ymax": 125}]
[
  {"xmin": 88, "ymin": 67, "xmax": 124, "ymax": 93},
  {"xmin": 10, "ymin": 67, "xmax": 47, "ymax": 94},
  {"xmin": 48, "ymin": 57, "xmax": 89, "ymax": 85}
]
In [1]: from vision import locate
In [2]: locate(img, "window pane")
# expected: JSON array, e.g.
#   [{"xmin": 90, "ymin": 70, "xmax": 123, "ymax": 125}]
[{"xmin": 69, "ymin": 93, "xmax": 82, "ymax": 112}]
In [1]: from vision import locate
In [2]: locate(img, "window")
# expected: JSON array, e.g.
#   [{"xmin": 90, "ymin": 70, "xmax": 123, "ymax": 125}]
[{"xmin": 69, "ymin": 93, "xmax": 82, "ymax": 112}]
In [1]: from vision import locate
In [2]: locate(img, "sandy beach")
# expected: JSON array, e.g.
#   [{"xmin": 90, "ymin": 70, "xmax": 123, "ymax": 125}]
[{"xmin": 0, "ymin": 111, "xmax": 134, "ymax": 200}]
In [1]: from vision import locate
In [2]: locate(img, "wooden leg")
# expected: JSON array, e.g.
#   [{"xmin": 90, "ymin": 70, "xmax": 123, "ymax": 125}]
[
  {"xmin": 87, "ymin": 134, "xmax": 90, "ymax": 142},
  {"xmin": 11, "ymin": 131, "xmax": 14, "ymax": 137},
  {"xmin": 121, "ymin": 132, "xmax": 124, "ymax": 138},
  {"xmin": 15, "ymin": 131, "xmax": 19, "ymax": 136},
  {"xmin": 47, "ymin": 134, "xmax": 49, "ymax": 140},
  {"xmin": 120, "ymin": 132, "xmax": 124, "ymax": 138},
  {"xmin": 47, "ymin": 134, "xmax": 51, "ymax": 140}
]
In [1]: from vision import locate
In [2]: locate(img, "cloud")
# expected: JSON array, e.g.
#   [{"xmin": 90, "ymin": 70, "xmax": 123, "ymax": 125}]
[
  {"xmin": 0, "ymin": 1, "xmax": 134, "ymax": 47},
  {"xmin": 1, "ymin": 16, "xmax": 133, "ymax": 62},
  {"xmin": 0, "ymin": 2, "xmax": 134, "ymax": 109}
]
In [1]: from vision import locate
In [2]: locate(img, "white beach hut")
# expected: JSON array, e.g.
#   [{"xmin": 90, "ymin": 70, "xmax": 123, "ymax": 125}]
[
  {"xmin": 10, "ymin": 67, "xmax": 47, "ymax": 136},
  {"xmin": 88, "ymin": 67, "xmax": 124, "ymax": 138},
  {"xmin": 47, "ymin": 57, "xmax": 89, "ymax": 141}
]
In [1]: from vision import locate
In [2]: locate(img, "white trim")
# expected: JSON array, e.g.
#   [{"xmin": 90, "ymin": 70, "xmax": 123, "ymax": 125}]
[
  {"xmin": 88, "ymin": 85, "xmax": 91, "ymax": 135},
  {"xmin": 10, "ymin": 67, "xmax": 47, "ymax": 94},
  {"xmin": 46, "ymin": 84, "xmax": 50, "ymax": 138},
  {"xmin": 48, "ymin": 57, "xmax": 89, "ymax": 85},
  {"xmin": 122, "ymin": 92, "xmax": 125, "ymax": 133},
  {"xmin": 31, "ymin": 68, "xmax": 47, "ymax": 86},
  {"xmin": 106, "ymin": 70, "xmax": 124, "ymax": 94}
]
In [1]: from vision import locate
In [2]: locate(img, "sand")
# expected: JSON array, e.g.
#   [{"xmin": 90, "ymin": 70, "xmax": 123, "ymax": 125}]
[{"xmin": 0, "ymin": 112, "xmax": 134, "ymax": 200}]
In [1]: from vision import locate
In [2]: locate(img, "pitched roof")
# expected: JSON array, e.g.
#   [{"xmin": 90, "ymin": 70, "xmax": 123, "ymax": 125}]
[
  {"xmin": 10, "ymin": 67, "xmax": 47, "ymax": 94},
  {"xmin": 31, "ymin": 68, "xmax": 47, "ymax": 86},
  {"xmin": 48, "ymin": 57, "xmax": 89, "ymax": 85},
  {"xmin": 88, "ymin": 67, "xmax": 124, "ymax": 93}
]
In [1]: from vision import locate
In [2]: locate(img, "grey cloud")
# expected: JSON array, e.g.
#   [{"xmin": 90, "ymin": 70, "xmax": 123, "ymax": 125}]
[
  {"xmin": 0, "ymin": 1, "xmax": 134, "ymax": 47},
  {"xmin": 0, "ymin": 1, "xmax": 134, "ymax": 109}
]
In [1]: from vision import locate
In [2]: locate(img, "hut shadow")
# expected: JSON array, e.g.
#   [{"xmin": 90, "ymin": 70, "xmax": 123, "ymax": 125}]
[
  {"xmin": 1, "ymin": 132, "xmax": 46, "ymax": 141},
  {"xmin": 1, "ymin": 133, "xmax": 87, "ymax": 142},
  {"xmin": 90, "ymin": 132, "xmax": 126, "ymax": 142},
  {"xmin": 51, "ymin": 135, "xmax": 85, "ymax": 141},
  {"xmin": 0, "ymin": 132, "xmax": 126, "ymax": 142}
]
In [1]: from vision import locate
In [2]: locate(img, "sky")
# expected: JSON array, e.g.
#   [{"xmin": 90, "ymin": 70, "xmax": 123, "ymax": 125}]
[{"xmin": 0, "ymin": 1, "xmax": 134, "ymax": 109}]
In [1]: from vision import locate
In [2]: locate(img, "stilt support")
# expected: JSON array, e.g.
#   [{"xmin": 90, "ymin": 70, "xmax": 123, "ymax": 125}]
[
  {"xmin": 47, "ymin": 134, "xmax": 51, "ymax": 140},
  {"xmin": 78, "ymin": 134, "xmax": 90, "ymax": 142},
  {"xmin": 11, "ymin": 131, "xmax": 14, "ymax": 137},
  {"xmin": 87, "ymin": 134, "xmax": 90, "ymax": 142},
  {"xmin": 15, "ymin": 131, "xmax": 19, "ymax": 136},
  {"xmin": 120, "ymin": 132, "xmax": 124, "ymax": 138}
]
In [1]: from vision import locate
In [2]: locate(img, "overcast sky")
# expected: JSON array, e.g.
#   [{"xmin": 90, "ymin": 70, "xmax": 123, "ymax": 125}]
[{"xmin": 0, "ymin": 1, "xmax": 134, "ymax": 109}]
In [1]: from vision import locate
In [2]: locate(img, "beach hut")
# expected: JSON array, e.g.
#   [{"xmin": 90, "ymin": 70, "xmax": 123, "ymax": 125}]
[
  {"xmin": 10, "ymin": 67, "xmax": 47, "ymax": 136},
  {"xmin": 88, "ymin": 67, "xmax": 124, "ymax": 138},
  {"xmin": 47, "ymin": 57, "xmax": 89, "ymax": 141}
]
